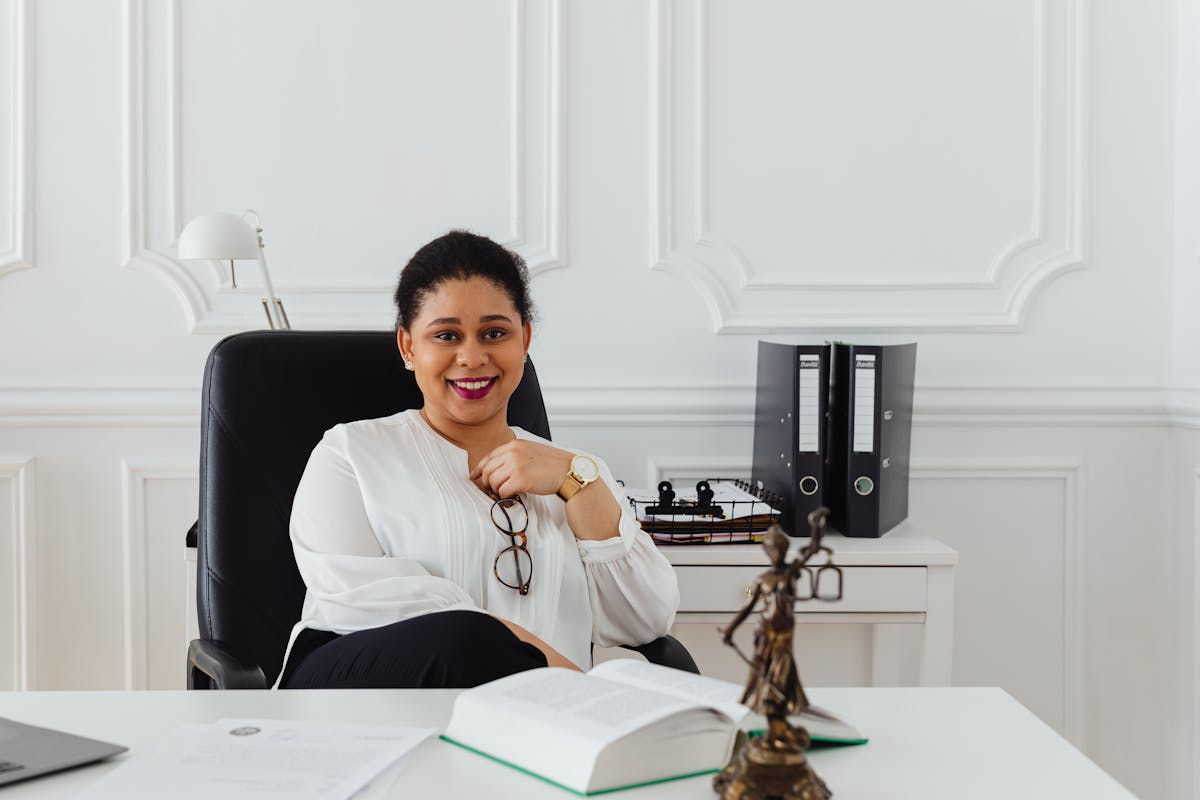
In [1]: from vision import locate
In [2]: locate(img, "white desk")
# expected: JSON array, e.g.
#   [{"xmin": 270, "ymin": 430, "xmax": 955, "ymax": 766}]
[
  {"xmin": 661, "ymin": 522, "xmax": 958, "ymax": 685},
  {"xmin": 0, "ymin": 687, "xmax": 1129, "ymax": 799}
]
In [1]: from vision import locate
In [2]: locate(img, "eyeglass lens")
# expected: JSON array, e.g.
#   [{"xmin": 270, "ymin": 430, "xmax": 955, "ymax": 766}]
[
  {"xmin": 495, "ymin": 546, "xmax": 533, "ymax": 591},
  {"xmin": 490, "ymin": 497, "xmax": 528, "ymax": 534}
]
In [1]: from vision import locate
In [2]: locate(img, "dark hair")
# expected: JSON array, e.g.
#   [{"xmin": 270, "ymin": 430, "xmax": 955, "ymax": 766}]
[{"xmin": 394, "ymin": 230, "xmax": 535, "ymax": 330}]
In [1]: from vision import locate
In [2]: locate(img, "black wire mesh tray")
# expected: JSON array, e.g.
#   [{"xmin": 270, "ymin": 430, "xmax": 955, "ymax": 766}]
[{"xmin": 626, "ymin": 478, "xmax": 783, "ymax": 545}]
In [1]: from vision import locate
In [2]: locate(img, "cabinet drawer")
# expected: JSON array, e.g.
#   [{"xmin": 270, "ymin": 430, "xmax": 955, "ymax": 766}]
[{"xmin": 675, "ymin": 566, "xmax": 927, "ymax": 613}]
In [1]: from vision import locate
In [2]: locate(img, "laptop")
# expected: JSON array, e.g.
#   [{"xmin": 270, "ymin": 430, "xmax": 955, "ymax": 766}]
[{"xmin": 0, "ymin": 717, "xmax": 127, "ymax": 786}]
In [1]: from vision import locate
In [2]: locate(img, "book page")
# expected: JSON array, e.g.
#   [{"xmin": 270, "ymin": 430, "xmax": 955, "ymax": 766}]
[
  {"xmin": 588, "ymin": 660, "xmax": 748, "ymax": 722},
  {"xmin": 485, "ymin": 668, "xmax": 706, "ymax": 739},
  {"xmin": 590, "ymin": 661, "xmax": 865, "ymax": 744},
  {"xmin": 743, "ymin": 706, "xmax": 867, "ymax": 744}
]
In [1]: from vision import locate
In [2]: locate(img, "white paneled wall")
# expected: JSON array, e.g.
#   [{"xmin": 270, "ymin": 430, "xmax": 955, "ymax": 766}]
[
  {"xmin": 1, "ymin": 1, "xmax": 1197, "ymax": 798},
  {"xmin": 125, "ymin": 0, "xmax": 564, "ymax": 331},
  {"xmin": 909, "ymin": 459, "xmax": 1085, "ymax": 741},
  {"xmin": 0, "ymin": 0, "xmax": 33, "ymax": 278},
  {"xmin": 651, "ymin": 0, "xmax": 1085, "ymax": 333},
  {"xmin": 0, "ymin": 456, "xmax": 35, "ymax": 691},
  {"xmin": 118, "ymin": 459, "xmax": 196, "ymax": 690}
]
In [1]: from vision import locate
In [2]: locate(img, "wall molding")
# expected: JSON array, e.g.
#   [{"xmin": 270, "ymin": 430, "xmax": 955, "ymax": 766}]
[
  {"xmin": 0, "ymin": 456, "xmax": 36, "ymax": 691},
  {"xmin": 0, "ymin": 0, "xmax": 34, "ymax": 279},
  {"xmin": 0, "ymin": 385, "xmax": 199, "ymax": 427},
  {"xmin": 547, "ymin": 383, "xmax": 1172, "ymax": 429},
  {"xmin": 649, "ymin": 0, "xmax": 1086, "ymax": 332},
  {"xmin": 0, "ymin": 383, "xmax": 1187, "ymax": 429},
  {"xmin": 120, "ymin": 458, "xmax": 196, "ymax": 690},
  {"xmin": 1193, "ymin": 466, "xmax": 1200, "ymax": 800},
  {"xmin": 910, "ymin": 458, "xmax": 1086, "ymax": 746},
  {"xmin": 645, "ymin": 455, "xmax": 751, "ymax": 490},
  {"xmin": 122, "ymin": 0, "xmax": 564, "ymax": 333},
  {"xmin": 1168, "ymin": 387, "xmax": 1200, "ymax": 430}
]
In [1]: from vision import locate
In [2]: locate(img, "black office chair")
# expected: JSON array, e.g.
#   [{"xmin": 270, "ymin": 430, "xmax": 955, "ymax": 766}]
[{"xmin": 187, "ymin": 331, "xmax": 698, "ymax": 689}]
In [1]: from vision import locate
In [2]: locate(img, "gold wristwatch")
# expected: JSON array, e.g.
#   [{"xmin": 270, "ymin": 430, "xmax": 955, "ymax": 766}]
[{"xmin": 557, "ymin": 454, "xmax": 600, "ymax": 501}]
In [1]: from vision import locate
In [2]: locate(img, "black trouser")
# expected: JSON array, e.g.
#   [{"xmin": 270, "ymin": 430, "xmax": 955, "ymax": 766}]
[{"xmin": 279, "ymin": 610, "xmax": 548, "ymax": 689}]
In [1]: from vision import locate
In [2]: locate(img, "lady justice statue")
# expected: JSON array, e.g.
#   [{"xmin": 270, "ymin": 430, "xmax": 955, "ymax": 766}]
[{"xmin": 713, "ymin": 508, "xmax": 842, "ymax": 800}]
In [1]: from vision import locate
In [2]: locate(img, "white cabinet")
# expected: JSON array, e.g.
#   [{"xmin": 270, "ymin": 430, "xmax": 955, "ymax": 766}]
[
  {"xmin": 599, "ymin": 523, "xmax": 958, "ymax": 686},
  {"xmin": 676, "ymin": 565, "xmax": 929, "ymax": 614}
]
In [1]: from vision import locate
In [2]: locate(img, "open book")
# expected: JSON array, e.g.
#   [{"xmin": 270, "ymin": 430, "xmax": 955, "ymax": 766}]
[{"xmin": 440, "ymin": 659, "xmax": 865, "ymax": 796}]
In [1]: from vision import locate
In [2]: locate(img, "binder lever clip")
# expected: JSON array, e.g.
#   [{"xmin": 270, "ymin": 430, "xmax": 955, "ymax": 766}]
[{"xmin": 644, "ymin": 480, "xmax": 726, "ymax": 518}]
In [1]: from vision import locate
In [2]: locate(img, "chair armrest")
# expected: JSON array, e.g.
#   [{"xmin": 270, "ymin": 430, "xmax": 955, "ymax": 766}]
[
  {"xmin": 187, "ymin": 639, "xmax": 268, "ymax": 690},
  {"xmin": 620, "ymin": 635, "xmax": 700, "ymax": 674}
]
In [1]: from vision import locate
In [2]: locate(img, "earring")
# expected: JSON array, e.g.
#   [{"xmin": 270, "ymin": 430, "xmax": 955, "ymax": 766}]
[{"xmin": 403, "ymin": 357, "xmax": 414, "ymax": 371}]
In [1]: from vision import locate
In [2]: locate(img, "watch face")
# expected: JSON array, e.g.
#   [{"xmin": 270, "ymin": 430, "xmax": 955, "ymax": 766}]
[{"xmin": 572, "ymin": 454, "xmax": 600, "ymax": 482}]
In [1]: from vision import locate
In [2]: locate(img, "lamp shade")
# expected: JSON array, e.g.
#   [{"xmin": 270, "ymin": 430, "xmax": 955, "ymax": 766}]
[{"xmin": 178, "ymin": 211, "xmax": 259, "ymax": 260}]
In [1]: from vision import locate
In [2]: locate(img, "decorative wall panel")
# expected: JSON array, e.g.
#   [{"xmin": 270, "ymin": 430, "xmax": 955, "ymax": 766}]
[
  {"xmin": 0, "ymin": 456, "xmax": 35, "ymax": 690},
  {"xmin": 120, "ymin": 460, "xmax": 197, "ymax": 690},
  {"xmin": 123, "ymin": 0, "xmax": 563, "ymax": 332},
  {"xmin": 651, "ymin": 0, "xmax": 1085, "ymax": 332},
  {"xmin": 1193, "ymin": 466, "xmax": 1200, "ymax": 798},
  {"xmin": 0, "ymin": 0, "xmax": 33, "ymax": 278},
  {"xmin": 910, "ymin": 459, "xmax": 1084, "ymax": 743}
]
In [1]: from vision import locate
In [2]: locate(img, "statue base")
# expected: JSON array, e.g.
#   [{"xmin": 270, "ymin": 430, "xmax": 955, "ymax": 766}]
[{"xmin": 712, "ymin": 728, "xmax": 832, "ymax": 800}]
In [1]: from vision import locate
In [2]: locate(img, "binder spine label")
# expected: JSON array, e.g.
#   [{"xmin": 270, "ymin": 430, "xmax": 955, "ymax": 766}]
[
  {"xmin": 797, "ymin": 355, "xmax": 821, "ymax": 453},
  {"xmin": 853, "ymin": 355, "xmax": 876, "ymax": 453}
]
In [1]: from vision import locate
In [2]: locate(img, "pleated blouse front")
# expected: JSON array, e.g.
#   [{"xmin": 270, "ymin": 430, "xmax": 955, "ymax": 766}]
[{"xmin": 278, "ymin": 409, "xmax": 680, "ymax": 684}]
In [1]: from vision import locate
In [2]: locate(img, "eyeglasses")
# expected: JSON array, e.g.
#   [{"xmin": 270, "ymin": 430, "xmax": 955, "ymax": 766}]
[{"xmin": 490, "ymin": 495, "xmax": 532, "ymax": 595}]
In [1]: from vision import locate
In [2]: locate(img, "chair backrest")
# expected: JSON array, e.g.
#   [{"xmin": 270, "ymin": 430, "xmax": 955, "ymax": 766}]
[{"xmin": 196, "ymin": 330, "xmax": 551, "ymax": 686}]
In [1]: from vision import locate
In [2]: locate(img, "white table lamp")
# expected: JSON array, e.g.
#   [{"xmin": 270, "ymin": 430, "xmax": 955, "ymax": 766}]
[{"xmin": 178, "ymin": 210, "xmax": 290, "ymax": 330}]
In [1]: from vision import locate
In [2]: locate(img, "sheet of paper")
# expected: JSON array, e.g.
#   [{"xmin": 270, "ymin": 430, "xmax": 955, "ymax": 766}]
[
  {"xmin": 74, "ymin": 718, "xmax": 434, "ymax": 800},
  {"xmin": 853, "ymin": 354, "xmax": 877, "ymax": 452},
  {"xmin": 797, "ymin": 353, "xmax": 821, "ymax": 453}
]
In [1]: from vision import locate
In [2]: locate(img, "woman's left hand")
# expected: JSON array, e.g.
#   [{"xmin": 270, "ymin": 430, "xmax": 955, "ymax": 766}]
[{"xmin": 470, "ymin": 440, "xmax": 574, "ymax": 498}]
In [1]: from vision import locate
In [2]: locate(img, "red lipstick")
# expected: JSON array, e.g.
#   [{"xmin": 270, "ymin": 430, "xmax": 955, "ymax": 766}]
[{"xmin": 448, "ymin": 377, "xmax": 498, "ymax": 400}]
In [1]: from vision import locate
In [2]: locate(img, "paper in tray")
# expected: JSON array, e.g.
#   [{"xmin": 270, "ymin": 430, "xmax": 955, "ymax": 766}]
[{"xmin": 624, "ymin": 479, "xmax": 782, "ymax": 545}]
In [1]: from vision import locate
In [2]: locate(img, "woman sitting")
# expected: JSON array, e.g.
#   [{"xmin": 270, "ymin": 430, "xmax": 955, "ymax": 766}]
[{"xmin": 277, "ymin": 230, "xmax": 680, "ymax": 689}]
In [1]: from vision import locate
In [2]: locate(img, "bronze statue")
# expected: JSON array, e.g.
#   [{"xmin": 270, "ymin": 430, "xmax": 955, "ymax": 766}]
[{"xmin": 713, "ymin": 508, "xmax": 842, "ymax": 800}]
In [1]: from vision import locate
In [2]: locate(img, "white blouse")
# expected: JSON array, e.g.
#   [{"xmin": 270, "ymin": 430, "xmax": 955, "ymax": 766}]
[{"xmin": 278, "ymin": 409, "xmax": 680, "ymax": 685}]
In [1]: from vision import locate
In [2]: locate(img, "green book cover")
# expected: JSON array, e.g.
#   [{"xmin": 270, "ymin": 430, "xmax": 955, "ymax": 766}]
[{"xmin": 440, "ymin": 735, "xmax": 721, "ymax": 796}]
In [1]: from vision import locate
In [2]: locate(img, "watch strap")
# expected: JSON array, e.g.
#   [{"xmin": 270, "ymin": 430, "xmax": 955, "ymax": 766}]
[
  {"xmin": 556, "ymin": 472, "xmax": 585, "ymax": 501},
  {"xmin": 557, "ymin": 455, "xmax": 599, "ymax": 501}
]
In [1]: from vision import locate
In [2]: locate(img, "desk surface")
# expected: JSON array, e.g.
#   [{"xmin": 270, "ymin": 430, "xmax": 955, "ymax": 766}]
[
  {"xmin": 0, "ymin": 687, "xmax": 1128, "ymax": 799},
  {"xmin": 661, "ymin": 521, "xmax": 959, "ymax": 566}
]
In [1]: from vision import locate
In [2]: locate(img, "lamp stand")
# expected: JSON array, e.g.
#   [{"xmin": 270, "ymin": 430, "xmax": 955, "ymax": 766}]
[{"xmin": 251, "ymin": 222, "xmax": 290, "ymax": 330}]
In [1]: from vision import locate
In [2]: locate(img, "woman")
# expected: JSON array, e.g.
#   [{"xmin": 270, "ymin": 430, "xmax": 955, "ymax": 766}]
[{"xmin": 276, "ymin": 230, "xmax": 680, "ymax": 689}]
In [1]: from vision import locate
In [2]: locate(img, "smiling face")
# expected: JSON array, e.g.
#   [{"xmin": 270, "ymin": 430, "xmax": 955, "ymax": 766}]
[{"xmin": 397, "ymin": 276, "xmax": 532, "ymax": 440}]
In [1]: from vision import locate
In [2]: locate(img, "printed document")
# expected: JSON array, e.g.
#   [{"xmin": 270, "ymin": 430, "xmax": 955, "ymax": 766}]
[{"xmin": 74, "ymin": 718, "xmax": 434, "ymax": 800}]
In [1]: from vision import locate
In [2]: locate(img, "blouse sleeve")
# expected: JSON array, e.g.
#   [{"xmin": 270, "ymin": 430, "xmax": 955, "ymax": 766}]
[
  {"xmin": 575, "ymin": 456, "xmax": 680, "ymax": 647},
  {"xmin": 289, "ymin": 425, "xmax": 480, "ymax": 634}
]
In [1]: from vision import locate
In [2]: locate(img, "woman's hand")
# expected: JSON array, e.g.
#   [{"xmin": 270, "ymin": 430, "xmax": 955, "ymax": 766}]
[
  {"xmin": 470, "ymin": 440, "xmax": 573, "ymax": 498},
  {"xmin": 472, "ymin": 440, "xmax": 622, "ymax": 541}
]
